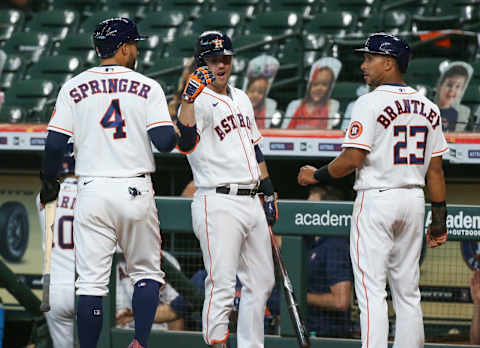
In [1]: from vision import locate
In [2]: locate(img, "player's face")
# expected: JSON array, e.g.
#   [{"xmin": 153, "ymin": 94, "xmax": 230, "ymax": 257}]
[
  {"xmin": 437, "ymin": 75, "xmax": 467, "ymax": 108},
  {"xmin": 246, "ymin": 78, "xmax": 269, "ymax": 109},
  {"xmin": 205, "ymin": 55, "xmax": 233, "ymax": 92},
  {"xmin": 360, "ymin": 53, "xmax": 389, "ymax": 88},
  {"xmin": 309, "ymin": 69, "xmax": 333, "ymax": 103}
]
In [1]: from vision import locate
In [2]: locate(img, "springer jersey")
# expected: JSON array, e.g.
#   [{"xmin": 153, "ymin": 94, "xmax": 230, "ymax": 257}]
[
  {"xmin": 36, "ymin": 177, "xmax": 77, "ymax": 285},
  {"xmin": 343, "ymin": 84, "xmax": 448, "ymax": 191},
  {"xmin": 186, "ymin": 85, "xmax": 262, "ymax": 188},
  {"xmin": 48, "ymin": 65, "xmax": 173, "ymax": 177}
]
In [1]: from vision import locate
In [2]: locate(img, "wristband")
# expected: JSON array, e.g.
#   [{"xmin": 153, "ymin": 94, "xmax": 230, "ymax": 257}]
[
  {"xmin": 431, "ymin": 201, "xmax": 446, "ymax": 208},
  {"xmin": 313, "ymin": 164, "xmax": 333, "ymax": 184},
  {"xmin": 259, "ymin": 177, "xmax": 275, "ymax": 196}
]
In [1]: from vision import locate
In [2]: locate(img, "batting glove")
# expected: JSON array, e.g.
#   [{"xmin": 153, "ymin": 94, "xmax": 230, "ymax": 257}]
[
  {"xmin": 182, "ymin": 67, "xmax": 215, "ymax": 103},
  {"xmin": 39, "ymin": 172, "xmax": 60, "ymax": 205},
  {"xmin": 263, "ymin": 194, "xmax": 278, "ymax": 226}
]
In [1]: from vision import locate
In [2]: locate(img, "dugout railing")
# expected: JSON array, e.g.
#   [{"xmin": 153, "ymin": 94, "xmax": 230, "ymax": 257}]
[{"xmin": 99, "ymin": 197, "xmax": 480, "ymax": 348}]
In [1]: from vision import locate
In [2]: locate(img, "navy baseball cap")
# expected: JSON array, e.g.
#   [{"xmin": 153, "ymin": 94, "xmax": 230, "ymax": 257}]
[
  {"xmin": 93, "ymin": 17, "xmax": 148, "ymax": 58},
  {"xmin": 355, "ymin": 33, "xmax": 411, "ymax": 72}
]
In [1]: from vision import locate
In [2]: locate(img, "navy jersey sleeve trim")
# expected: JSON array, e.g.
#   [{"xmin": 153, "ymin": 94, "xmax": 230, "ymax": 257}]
[{"xmin": 148, "ymin": 126, "xmax": 177, "ymax": 153}]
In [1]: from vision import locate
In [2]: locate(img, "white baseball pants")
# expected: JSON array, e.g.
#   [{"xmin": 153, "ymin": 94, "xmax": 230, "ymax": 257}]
[
  {"xmin": 74, "ymin": 175, "xmax": 164, "ymax": 296},
  {"xmin": 191, "ymin": 189, "xmax": 275, "ymax": 348},
  {"xmin": 350, "ymin": 188, "xmax": 425, "ymax": 348}
]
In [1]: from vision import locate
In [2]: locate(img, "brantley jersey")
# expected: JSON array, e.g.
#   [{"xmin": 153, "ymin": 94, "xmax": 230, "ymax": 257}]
[
  {"xmin": 343, "ymin": 84, "xmax": 448, "ymax": 191},
  {"xmin": 48, "ymin": 65, "xmax": 173, "ymax": 177},
  {"xmin": 36, "ymin": 177, "xmax": 77, "ymax": 285},
  {"xmin": 186, "ymin": 85, "xmax": 262, "ymax": 188}
]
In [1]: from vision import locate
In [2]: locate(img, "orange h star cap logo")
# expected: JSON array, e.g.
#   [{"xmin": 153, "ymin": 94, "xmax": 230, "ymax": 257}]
[{"xmin": 212, "ymin": 38, "xmax": 224, "ymax": 49}]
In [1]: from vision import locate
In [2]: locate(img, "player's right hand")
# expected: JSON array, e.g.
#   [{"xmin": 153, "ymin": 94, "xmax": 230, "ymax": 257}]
[
  {"xmin": 297, "ymin": 165, "xmax": 318, "ymax": 186},
  {"xmin": 182, "ymin": 66, "xmax": 215, "ymax": 103},
  {"xmin": 39, "ymin": 172, "xmax": 60, "ymax": 204},
  {"xmin": 426, "ymin": 226, "xmax": 447, "ymax": 248}
]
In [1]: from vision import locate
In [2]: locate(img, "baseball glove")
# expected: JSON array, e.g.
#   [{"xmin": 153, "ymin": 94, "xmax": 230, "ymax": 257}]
[
  {"xmin": 426, "ymin": 201, "xmax": 448, "ymax": 248},
  {"xmin": 182, "ymin": 66, "xmax": 215, "ymax": 103}
]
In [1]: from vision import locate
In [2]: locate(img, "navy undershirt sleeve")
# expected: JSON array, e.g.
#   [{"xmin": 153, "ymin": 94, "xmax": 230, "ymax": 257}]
[
  {"xmin": 148, "ymin": 126, "xmax": 177, "ymax": 153},
  {"xmin": 255, "ymin": 144, "xmax": 264, "ymax": 163},
  {"xmin": 43, "ymin": 130, "xmax": 69, "ymax": 178}
]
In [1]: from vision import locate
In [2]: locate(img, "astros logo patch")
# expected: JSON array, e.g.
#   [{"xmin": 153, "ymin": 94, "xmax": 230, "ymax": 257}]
[
  {"xmin": 212, "ymin": 38, "xmax": 223, "ymax": 49},
  {"xmin": 348, "ymin": 121, "xmax": 363, "ymax": 139}
]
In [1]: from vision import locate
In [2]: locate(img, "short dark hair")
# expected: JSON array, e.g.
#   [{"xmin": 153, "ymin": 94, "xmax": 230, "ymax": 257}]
[
  {"xmin": 440, "ymin": 65, "xmax": 469, "ymax": 85},
  {"xmin": 308, "ymin": 185, "xmax": 345, "ymax": 201}
]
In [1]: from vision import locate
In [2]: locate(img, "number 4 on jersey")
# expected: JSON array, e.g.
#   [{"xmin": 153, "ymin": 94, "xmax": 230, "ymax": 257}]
[{"xmin": 100, "ymin": 99, "xmax": 126, "ymax": 139}]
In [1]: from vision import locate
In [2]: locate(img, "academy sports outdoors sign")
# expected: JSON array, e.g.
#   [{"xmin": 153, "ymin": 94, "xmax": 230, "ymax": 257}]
[{"xmin": 274, "ymin": 200, "xmax": 480, "ymax": 242}]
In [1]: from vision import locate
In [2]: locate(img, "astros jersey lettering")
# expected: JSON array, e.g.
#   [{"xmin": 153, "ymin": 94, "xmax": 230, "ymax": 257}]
[
  {"xmin": 343, "ymin": 84, "xmax": 448, "ymax": 190},
  {"xmin": 186, "ymin": 86, "xmax": 262, "ymax": 188},
  {"xmin": 48, "ymin": 65, "xmax": 173, "ymax": 177}
]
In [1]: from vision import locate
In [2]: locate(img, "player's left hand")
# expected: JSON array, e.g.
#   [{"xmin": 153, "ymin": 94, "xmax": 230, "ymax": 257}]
[
  {"xmin": 263, "ymin": 194, "xmax": 278, "ymax": 226},
  {"xmin": 39, "ymin": 172, "xmax": 60, "ymax": 204},
  {"xmin": 297, "ymin": 165, "xmax": 318, "ymax": 186},
  {"xmin": 426, "ymin": 227, "xmax": 447, "ymax": 248}
]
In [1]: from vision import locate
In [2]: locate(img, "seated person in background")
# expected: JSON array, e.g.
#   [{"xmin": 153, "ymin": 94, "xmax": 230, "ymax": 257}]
[
  {"xmin": 116, "ymin": 251, "xmax": 184, "ymax": 331},
  {"xmin": 471, "ymin": 270, "xmax": 480, "ymax": 345},
  {"xmin": 435, "ymin": 61, "xmax": 472, "ymax": 132},
  {"xmin": 244, "ymin": 54, "xmax": 281, "ymax": 128},
  {"xmin": 306, "ymin": 185, "xmax": 353, "ymax": 338},
  {"xmin": 282, "ymin": 57, "xmax": 341, "ymax": 130}
]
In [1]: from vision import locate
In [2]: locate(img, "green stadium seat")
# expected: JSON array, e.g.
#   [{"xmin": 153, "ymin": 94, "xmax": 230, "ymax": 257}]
[
  {"xmin": 102, "ymin": 0, "xmax": 154, "ymax": 20},
  {"xmin": 154, "ymin": 0, "xmax": 208, "ymax": 20},
  {"xmin": 305, "ymin": 11, "xmax": 357, "ymax": 38},
  {"xmin": 234, "ymin": 34, "xmax": 276, "ymax": 59},
  {"xmin": 246, "ymin": 11, "xmax": 301, "ymax": 36},
  {"xmin": 265, "ymin": 0, "xmax": 319, "ymax": 17},
  {"xmin": 24, "ymin": 10, "xmax": 79, "ymax": 42},
  {"xmin": 326, "ymin": 38, "xmax": 365, "ymax": 81},
  {"xmin": 3, "ymin": 79, "xmax": 58, "ymax": 114},
  {"xmin": 139, "ymin": 11, "xmax": 186, "ymax": 43},
  {"xmin": 403, "ymin": 57, "xmax": 444, "ymax": 86},
  {"xmin": 190, "ymin": 11, "xmax": 243, "ymax": 38},
  {"xmin": 47, "ymin": 0, "xmax": 105, "ymax": 16},
  {"xmin": 0, "ymin": 54, "xmax": 26, "ymax": 91},
  {"xmin": 0, "ymin": 9, "xmax": 24, "ymax": 31},
  {"xmin": 323, "ymin": 0, "xmax": 376, "ymax": 20},
  {"xmin": 0, "ymin": 105, "xmax": 27, "ymax": 124},
  {"xmin": 331, "ymin": 81, "xmax": 364, "ymax": 114},
  {"xmin": 52, "ymin": 32, "xmax": 97, "ymax": 68},
  {"xmin": 78, "ymin": 10, "xmax": 132, "ymax": 35},
  {"xmin": 162, "ymin": 34, "xmax": 197, "ymax": 59},
  {"xmin": 2, "ymin": 32, "xmax": 52, "ymax": 63},
  {"xmin": 412, "ymin": 14, "xmax": 461, "ymax": 31},
  {"xmin": 211, "ymin": 0, "xmax": 261, "ymax": 19},
  {"xmin": 0, "ymin": 25, "xmax": 15, "ymax": 44},
  {"xmin": 361, "ymin": 10, "xmax": 411, "ymax": 34},
  {"xmin": 380, "ymin": 0, "xmax": 435, "ymax": 16},
  {"xmin": 25, "ymin": 55, "xmax": 82, "ymax": 85}
]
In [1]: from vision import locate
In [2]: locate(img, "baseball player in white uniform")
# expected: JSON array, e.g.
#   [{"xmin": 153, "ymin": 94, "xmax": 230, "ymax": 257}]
[
  {"xmin": 176, "ymin": 31, "xmax": 278, "ymax": 348},
  {"xmin": 298, "ymin": 33, "xmax": 449, "ymax": 348},
  {"xmin": 39, "ymin": 18, "xmax": 187, "ymax": 348},
  {"xmin": 36, "ymin": 146, "xmax": 76, "ymax": 348}
]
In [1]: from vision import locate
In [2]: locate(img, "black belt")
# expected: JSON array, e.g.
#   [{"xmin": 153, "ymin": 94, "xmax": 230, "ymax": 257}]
[
  {"xmin": 137, "ymin": 174, "xmax": 145, "ymax": 178},
  {"xmin": 216, "ymin": 186, "xmax": 258, "ymax": 196}
]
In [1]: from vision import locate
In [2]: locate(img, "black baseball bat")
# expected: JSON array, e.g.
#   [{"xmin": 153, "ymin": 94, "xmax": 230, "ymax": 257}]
[{"xmin": 269, "ymin": 228, "xmax": 310, "ymax": 348}]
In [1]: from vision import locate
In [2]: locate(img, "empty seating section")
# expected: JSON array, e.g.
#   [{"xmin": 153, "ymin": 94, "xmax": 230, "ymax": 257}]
[{"xmin": 0, "ymin": 0, "xmax": 478, "ymax": 126}]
